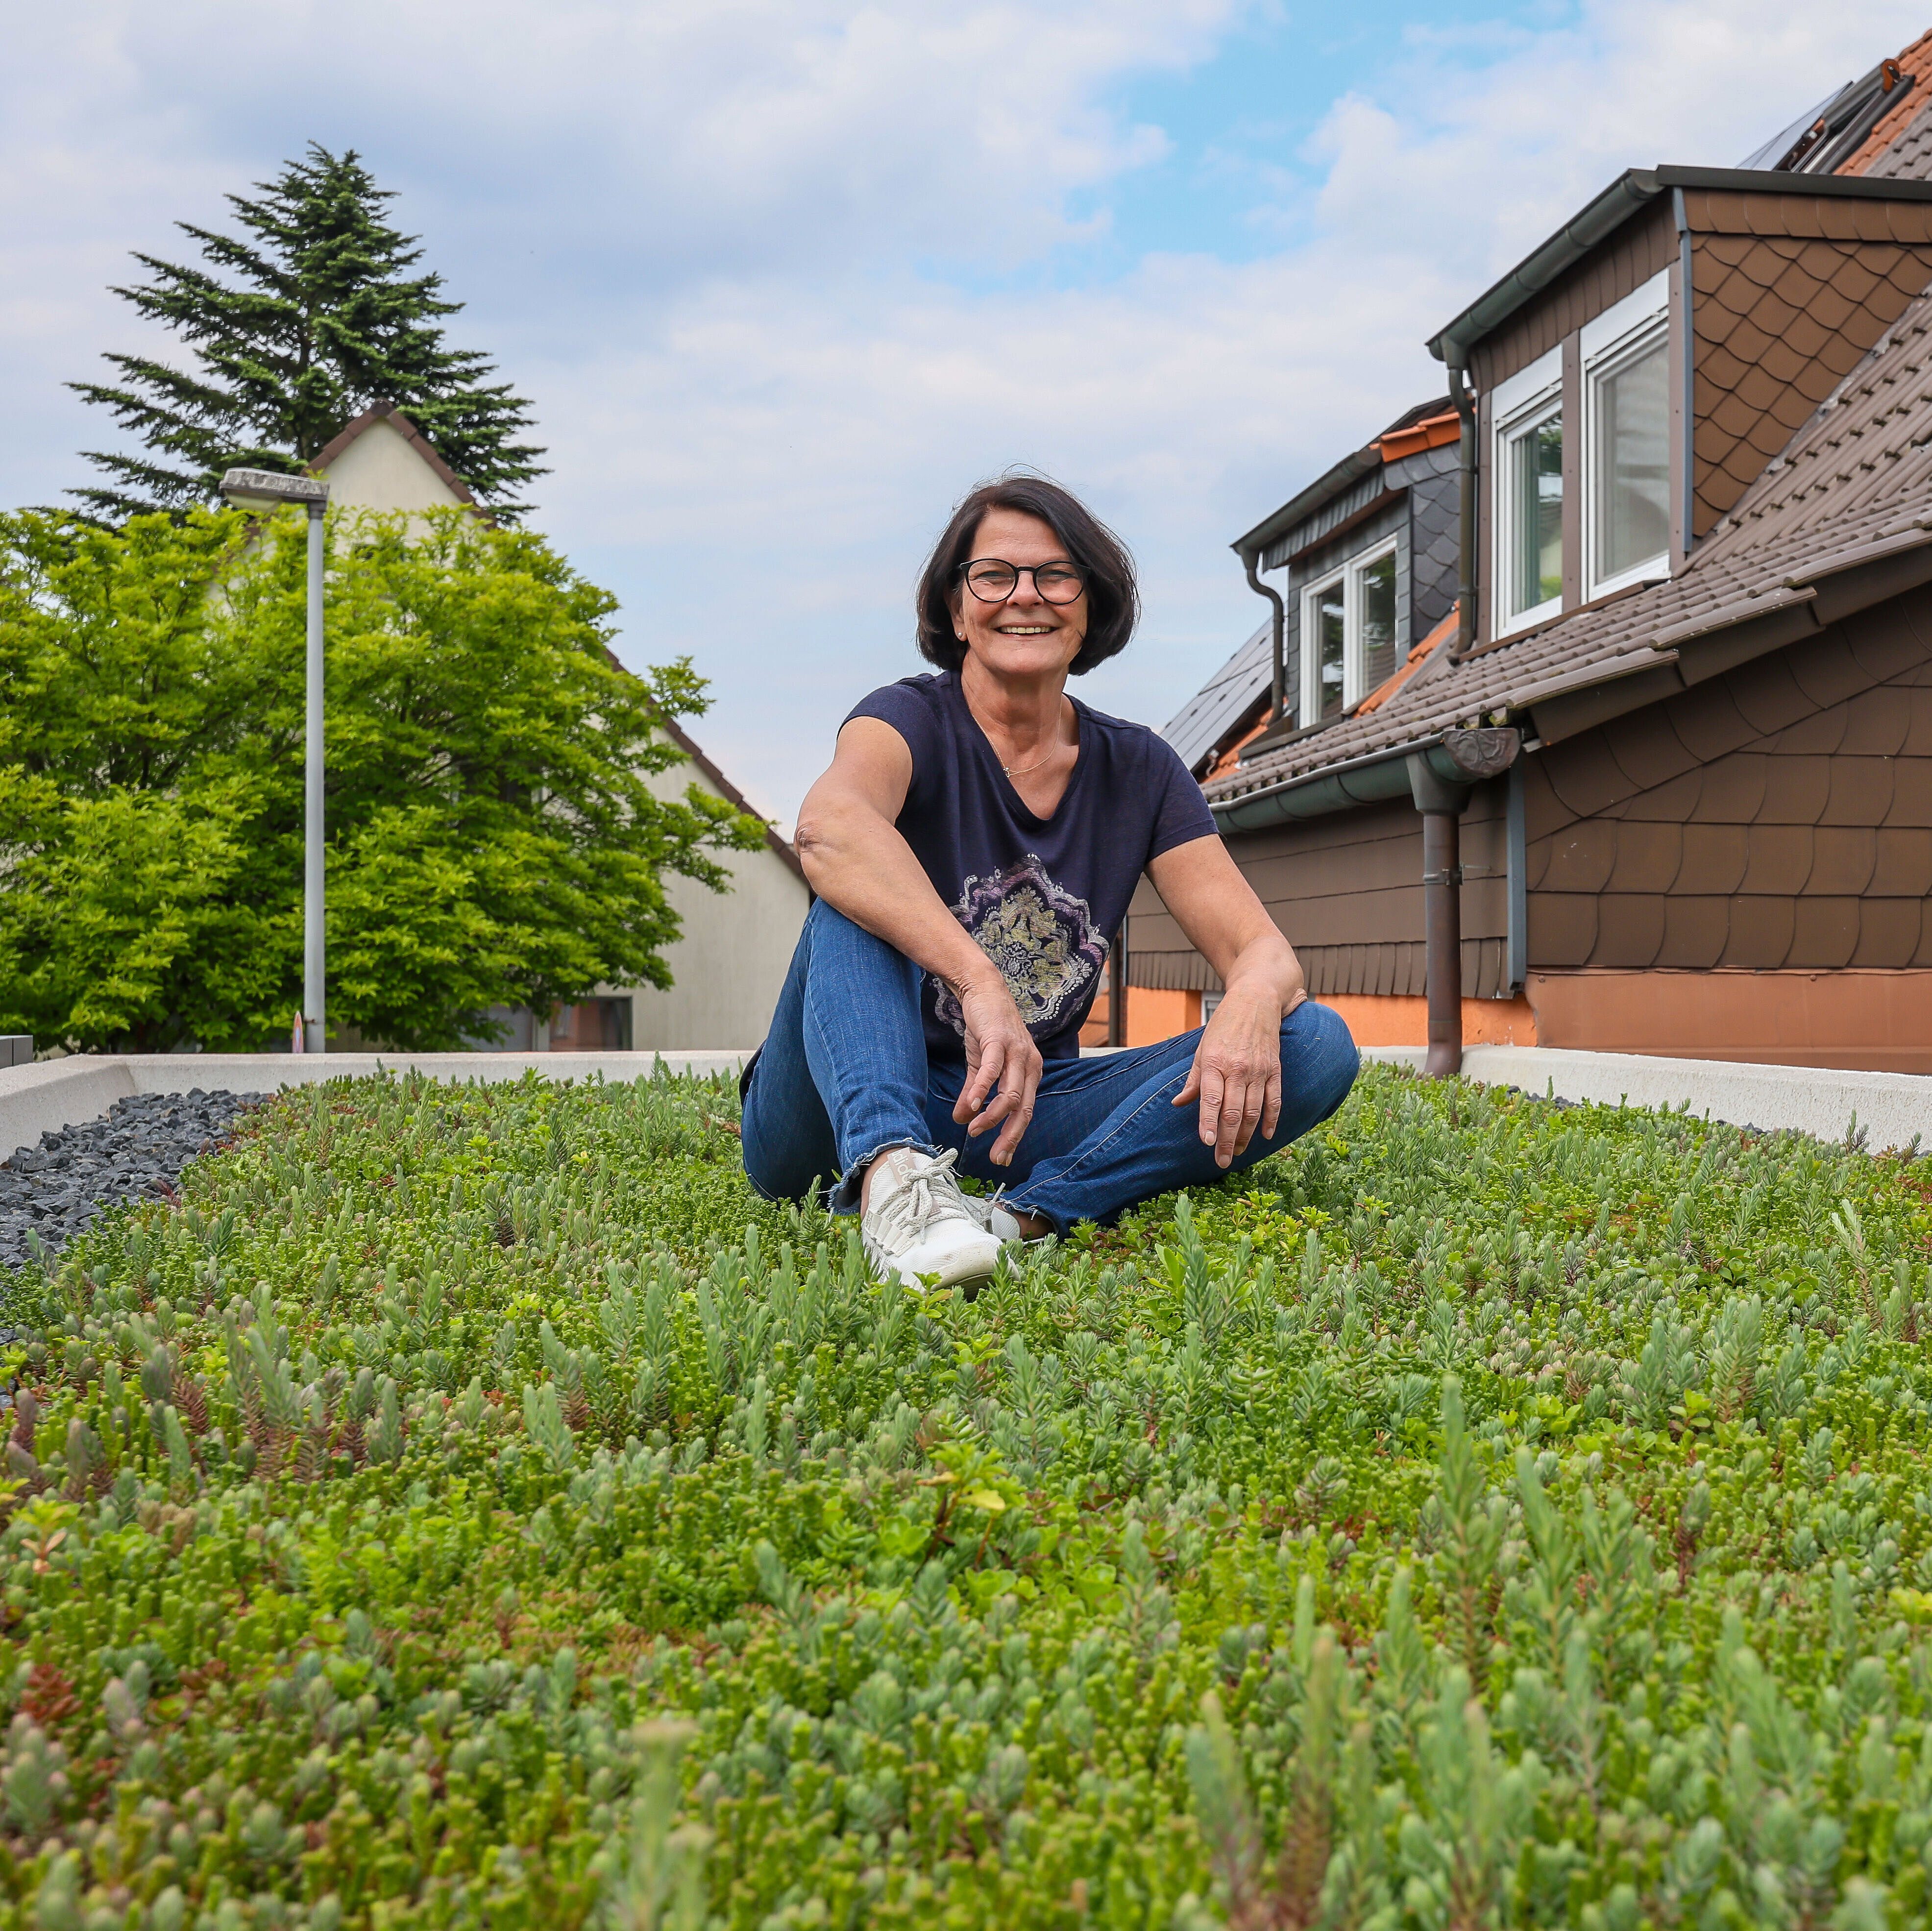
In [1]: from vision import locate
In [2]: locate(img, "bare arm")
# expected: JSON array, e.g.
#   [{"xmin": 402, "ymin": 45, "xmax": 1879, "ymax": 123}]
[
  {"xmin": 1144, "ymin": 834, "xmax": 1307, "ymax": 1168},
  {"xmin": 793, "ymin": 718, "xmax": 1042, "ymax": 1164}
]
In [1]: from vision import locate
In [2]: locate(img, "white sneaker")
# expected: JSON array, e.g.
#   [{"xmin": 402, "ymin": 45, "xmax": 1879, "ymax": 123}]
[
  {"xmin": 861, "ymin": 1148, "xmax": 1004, "ymax": 1289},
  {"xmin": 959, "ymin": 1185, "xmax": 1028, "ymax": 1242}
]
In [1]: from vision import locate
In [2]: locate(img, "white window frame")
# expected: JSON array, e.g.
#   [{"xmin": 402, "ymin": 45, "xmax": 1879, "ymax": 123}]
[
  {"xmin": 1300, "ymin": 537, "xmax": 1399, "ymax": 722},
  {"xmin": 1491, "ymin": 344, "xmax": 1564, "ymax": 640},
  {"xmin": 1581, "ymin": 268, "xmax": 1671, "ymax": 599}
]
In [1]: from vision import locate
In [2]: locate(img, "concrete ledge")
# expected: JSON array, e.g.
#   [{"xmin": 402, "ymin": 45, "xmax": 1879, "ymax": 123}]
[
  {"xmin": 0, "ymin": 1059, "xmax": 141, "ymax": 1156},
  {"xmin": 1, "ymin": 1051, "xmax": 754, "ymax": 1157},
  {"xmin": 1363, "ymin": 1044, "xmax": 1932, "ymax": 1152}
]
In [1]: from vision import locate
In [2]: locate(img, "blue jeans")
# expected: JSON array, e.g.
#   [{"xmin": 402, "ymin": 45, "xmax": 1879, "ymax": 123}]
[{"xmin": 740, "ymin": 901, "xmax": 1360, "ymax": 1235}]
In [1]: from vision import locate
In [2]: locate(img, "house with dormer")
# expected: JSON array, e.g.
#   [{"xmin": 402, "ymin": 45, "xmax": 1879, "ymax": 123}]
[{"xmin": 1144, "ymin": 27, "xmax": 1932, "ymax": 1074}]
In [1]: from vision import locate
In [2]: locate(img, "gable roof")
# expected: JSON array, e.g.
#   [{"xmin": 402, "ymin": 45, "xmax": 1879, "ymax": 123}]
[
  {"xmin": 1208, "ymin": 275, "xmax": 1932, "ymax": 824},
  {"xmin": 313, "ymin": 402, "xmax": 479, "ymax": 505}
]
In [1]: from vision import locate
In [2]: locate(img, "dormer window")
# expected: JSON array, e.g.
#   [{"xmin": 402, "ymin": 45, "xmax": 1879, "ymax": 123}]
[
  {"xmin": 1302, "ymin": 541, "xmax": 1397, "ymax": 721},
  {"xmin": 1490, "ymin": 267, "xmax": 1672, "ymax": 637},
  {"xmin": 1493, "ymin": 347, "xmax": 1564, "ymax": 634},
  {"xmin": 1583, "ymin": 269, "xmax": 1670, "ymax": 596}
]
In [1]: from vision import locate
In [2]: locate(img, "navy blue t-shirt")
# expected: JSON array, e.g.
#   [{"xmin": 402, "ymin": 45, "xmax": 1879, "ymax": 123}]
[{"xmin": 844, "ymin": 672, "xmax": 1217, "ymax": 1063}]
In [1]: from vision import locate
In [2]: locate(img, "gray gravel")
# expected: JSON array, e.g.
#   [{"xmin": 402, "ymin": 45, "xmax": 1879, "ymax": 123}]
[{"xmin": 0, "ymin": 1088, "xmax": 266, "ymax": 1273}]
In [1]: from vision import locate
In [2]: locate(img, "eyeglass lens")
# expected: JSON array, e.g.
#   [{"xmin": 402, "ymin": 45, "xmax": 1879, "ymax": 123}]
[{"xmin": 964, "ymin": 561, "xmax": 1085, "ymax": 604}]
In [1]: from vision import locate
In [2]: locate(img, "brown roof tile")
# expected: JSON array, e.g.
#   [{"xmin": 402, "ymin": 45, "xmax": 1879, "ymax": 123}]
[
  {"xmin": 1727, "ymin": 654, "xmax": 1817, "ymax": 735},
  {"xmin": 1839, "ymin": 686, "xmax": 1911, "ymax": 754},
  {"xmin": 1871, "ymin": 825, "xmax": 1932, "ymax": 892},
  {"xmin": 1741, "ymin": 824, "xmax": 1816, "ymax": 891},
  {"xmin": 1847, "ymin": 609, "xmax": 1932, "ymax": 684},
  {"xmin": 1822, "ymin": 756, "xmax": 1899, "ymax": 825},
  {"xmin": 1607, "ymin": 821, "xmax": 1684, "ymax": 891},
  {"xmin": 1809, "ymin": 824, "xmax": 1879, "ymax": 892},
  {"xmin": 1620, "ymin": 769, "xmax": 1704, "ymax": 822},
  {"xmin": 1594, "ymin": 894, "xmax": 1666, "ymax": 967},
  {"xmin": 1787, "ymin": 633, "xmax": 1874, "ymax": 709},
  {"xmin": 1769, "ymin": 703, "xmax": 1849, "ymax": 755},
  {"xmin": 1677, "ymin": 822, "xmax": 1749, "ymax": 893},
  {"xmin": 1690, "ymin": 751, "xmax": 1770, "ymax": 822},
  {"xmin": 1601, "ymin": 711, "xmax": 1700, "ymax": 792},
  {"xmin": 1851, "ymin": 897, "xmax": 1922, "ymax": 964},
  {"xmin": 1791, "ymin": 896, "xmax": 1862, "ymax": 965},
  {"xmin": 1543, "ymin": 731, "xmax": 1636, "ymax": 819},
  {"xmin": 1757, "ymin": 756, "xmax": 1833, "ymax": 823},
  {"xmin": 1722, "ymin": 895, "xmax": 1796, "ymax": 966},
  {"xmin": 1671, "ymin": 681, "xmax": 1761, "ymax": 762},
  {"xmin": 1527, "ymin": 894, "xmax": 1598, "ymax": 966},
  {"xmin": 1541, "ymin": 821, "xmax": 1619, "ymax": 893},
  {"xmin": 1885, "ymin": 758, "xmax": 1932, "ymax": 824},
  {"xmin": 1901, "ymin": 691, "xmax": 1932, "ymax": 752},
  {"xmin": 1659, "ymin": 896, "xmax": 1731, "ymax": 967}
]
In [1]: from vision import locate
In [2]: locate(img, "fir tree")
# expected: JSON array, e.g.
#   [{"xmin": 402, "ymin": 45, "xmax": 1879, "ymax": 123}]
[{"xmin": 68, "ymin": 144, "xmax": 545, "ymax": 521}]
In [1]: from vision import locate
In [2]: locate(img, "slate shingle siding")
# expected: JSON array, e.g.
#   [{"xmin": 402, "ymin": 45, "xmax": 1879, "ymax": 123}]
[
  {"xmin": 1393, "ymin": 447, "xmax": 1462, "ymax": 643},
  {"xmin": 1687, "ymin": 210, "xmax": 1932, "ymax": 534},
  {"xmin": 1526, "ymin": 593, "xmax": 1932, "ymax": 970}
]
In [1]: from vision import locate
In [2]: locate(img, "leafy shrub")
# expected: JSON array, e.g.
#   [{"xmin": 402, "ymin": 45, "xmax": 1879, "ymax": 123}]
[{"xmin": 5, "ymin": 1062, "xmax": 1932, "ymax": 1929}]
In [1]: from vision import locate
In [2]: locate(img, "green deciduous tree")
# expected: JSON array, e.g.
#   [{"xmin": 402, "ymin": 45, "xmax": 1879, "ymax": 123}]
[
  {"xmin": 0, "ymin": 506, "xmax": 764, "ymax": 1051},
  {"xmin": 69, "ymin": 144, "xmax": 545, "ymax": 521}
]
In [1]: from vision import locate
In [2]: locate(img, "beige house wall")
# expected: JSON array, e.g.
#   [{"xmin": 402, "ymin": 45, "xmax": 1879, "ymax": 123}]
[{"xmin": 318, "ymin": 416, "xmax": 467, "ymax": 523}]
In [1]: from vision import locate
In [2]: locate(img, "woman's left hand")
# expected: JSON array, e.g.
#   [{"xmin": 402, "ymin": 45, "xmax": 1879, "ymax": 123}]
[{"xmin": 1172, "ymin": 981, "xmax": 1298, "ymax": 1167}]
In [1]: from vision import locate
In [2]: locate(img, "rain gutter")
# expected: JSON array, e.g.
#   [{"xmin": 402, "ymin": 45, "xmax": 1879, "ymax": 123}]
[{"xmin": 1210, "ymin": 737, "xmax": 1452, "ymax": 832}]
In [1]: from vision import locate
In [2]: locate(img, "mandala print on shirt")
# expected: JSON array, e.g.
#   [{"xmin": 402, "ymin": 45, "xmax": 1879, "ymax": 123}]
[{"xmin": 932, "ymin": 856, "xmax": 1108, "ymax": 1042}]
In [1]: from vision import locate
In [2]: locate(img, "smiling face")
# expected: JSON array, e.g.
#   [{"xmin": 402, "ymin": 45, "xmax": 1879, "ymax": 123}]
[{"xmin": 952, "ymin": 507, "xmax": 1088, "ymax": 684}]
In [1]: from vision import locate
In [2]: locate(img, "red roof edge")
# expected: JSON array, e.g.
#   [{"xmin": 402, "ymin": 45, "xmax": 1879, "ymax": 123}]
[{"xmin": 658, "ymin": 713, "xmax": 807, "ymax": 885}]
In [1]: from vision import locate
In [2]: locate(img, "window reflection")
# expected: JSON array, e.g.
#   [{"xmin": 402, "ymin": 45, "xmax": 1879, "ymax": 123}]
[{"xmin": 1594, "ymin": 337, "xmax": 1669, "ymax": 583}]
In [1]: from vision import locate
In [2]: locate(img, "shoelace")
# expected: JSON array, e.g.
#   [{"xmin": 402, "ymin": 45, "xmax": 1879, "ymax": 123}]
[{"xmin": 870, "ymin": 1149, "xmax": 978, "ymax": 1249}]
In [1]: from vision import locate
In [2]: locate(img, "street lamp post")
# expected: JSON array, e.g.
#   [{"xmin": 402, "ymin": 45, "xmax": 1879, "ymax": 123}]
[{"xmin": 220, "ymin": 468, "xmax": 331, "ymax": 1053}]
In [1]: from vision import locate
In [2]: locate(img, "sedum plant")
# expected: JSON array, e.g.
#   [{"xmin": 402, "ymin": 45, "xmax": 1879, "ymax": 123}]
[{"xmin": 2, "ymin": 1063, "xmax": 1932, "ymax": 1927}]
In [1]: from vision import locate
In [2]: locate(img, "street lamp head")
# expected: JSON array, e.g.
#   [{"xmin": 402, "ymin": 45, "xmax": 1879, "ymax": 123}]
[{"xmin": 219, "ymin": 467, "xmax": 330, "ymax": 512}]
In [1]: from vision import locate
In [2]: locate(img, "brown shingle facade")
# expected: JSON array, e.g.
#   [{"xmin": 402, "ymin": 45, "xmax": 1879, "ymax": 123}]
[{"xmin": 1161, "ymin": 70, "xmax": 1932, "ymax": 1071}]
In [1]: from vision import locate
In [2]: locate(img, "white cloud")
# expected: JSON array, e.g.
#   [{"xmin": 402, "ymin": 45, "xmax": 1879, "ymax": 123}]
[{"xmin": 5, "ymin": 0, "xmax": 1931, "ymax": 820}]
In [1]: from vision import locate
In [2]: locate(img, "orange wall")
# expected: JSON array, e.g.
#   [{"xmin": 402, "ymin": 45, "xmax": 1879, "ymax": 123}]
[
  {"xmin": 1321, "ymin": 993, "xmax": 1539, "ymax": 1048},
  {"xmin": 1081, "ymin": 986, "xmax": 1201, "ymax": 1049},
  {"xmin": 1087, "ymin": 988, "xmax": 1543, "ymax": 1051},
  {"xmin": 1525, "ymin": 968, "xmax": 1932, "ymax": 1072}
]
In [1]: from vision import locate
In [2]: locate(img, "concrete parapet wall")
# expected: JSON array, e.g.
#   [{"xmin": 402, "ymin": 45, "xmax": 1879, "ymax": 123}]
[
  {"xmin": 0, "ymin": 1051, "xmax": 754, "ymax": 1158},
  {"xmin": 1362, "ymin": 1044, "xmax": 1932, "ymax": 1152}
]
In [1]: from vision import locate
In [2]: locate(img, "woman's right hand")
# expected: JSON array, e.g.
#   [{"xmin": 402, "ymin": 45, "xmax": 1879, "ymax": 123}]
[{"xmin": 953, "ymin": 977, "xmax": 1042, "ymax": 1167}]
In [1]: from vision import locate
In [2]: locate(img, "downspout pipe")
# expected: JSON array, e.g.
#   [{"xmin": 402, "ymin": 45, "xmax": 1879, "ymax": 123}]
[
  {"xmin": 1407, "ymin": 753, "xmax": 1473, "ymax": 1078},
  {"xmin": 1241, "ymin": 543, "xmax": 1288, "ymax": 724},
  {"xmin": 1448, "ymin": 361, "xmax": 1477, "ymax": 659}
]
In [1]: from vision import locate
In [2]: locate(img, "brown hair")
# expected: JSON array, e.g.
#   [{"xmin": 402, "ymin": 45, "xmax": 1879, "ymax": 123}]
[{"xmin": 914, "ymin": 473, "xmax": 1139, "ymax": 676}]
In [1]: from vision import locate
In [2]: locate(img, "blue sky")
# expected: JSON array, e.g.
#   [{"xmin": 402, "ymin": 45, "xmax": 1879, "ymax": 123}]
[{"xmin": 0, "ymin": 0, "xmax": 1918, "ymax": 821}]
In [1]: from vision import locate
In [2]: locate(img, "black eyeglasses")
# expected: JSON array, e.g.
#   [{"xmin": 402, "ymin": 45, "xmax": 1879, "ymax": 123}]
[{"xmin": 958, "ymin": 558, "xmax": 1088, "ymax": 605}]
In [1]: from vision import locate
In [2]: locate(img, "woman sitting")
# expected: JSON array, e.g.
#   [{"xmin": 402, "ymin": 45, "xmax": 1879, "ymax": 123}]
[{"xmin": 741, "ymin": 475, "xmax": 1359, "ymax": 1287}]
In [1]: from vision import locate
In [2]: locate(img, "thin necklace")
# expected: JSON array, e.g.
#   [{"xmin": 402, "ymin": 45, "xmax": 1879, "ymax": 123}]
[
  {"xmin": 964, "ymin": 688, "xmax": 1068, "ymax": 779},
  {"xmin": 1002, "ymin": 742, "xmax": 1061, "ymax": 779}
]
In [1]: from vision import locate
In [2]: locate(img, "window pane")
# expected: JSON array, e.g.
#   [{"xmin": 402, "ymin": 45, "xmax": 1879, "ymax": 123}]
[
  {"xmin": 1510, "ymin": 414, "xmax": 1564, "ymax": 616},
  {"xmin": 1595, "ymin": 337, "xmax": 1669, "ymax": 581},
  {"xmin": 1315, "ymin": 582, "xmax": 1345, "ymax": 719},
  {"xmin": 1357, "ymin": 552, "xmax": 1396, "ymax": 693}
]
